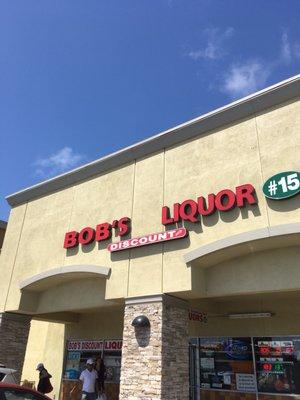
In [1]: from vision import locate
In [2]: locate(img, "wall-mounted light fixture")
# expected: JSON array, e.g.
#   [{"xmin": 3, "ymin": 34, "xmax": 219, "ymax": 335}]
[
  {"xmin": 228, "ymin": 312, "xmax": 272, "ymax": 319},
  {"xmin": 131, "ymin": 315, "xmax": 150, "ymax": 327}
]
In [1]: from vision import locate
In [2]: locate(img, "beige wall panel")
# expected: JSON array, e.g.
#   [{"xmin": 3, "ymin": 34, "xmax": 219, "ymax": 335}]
[
  {"xmin": 5, "ymin": 189, "xmax": 74, "ymax": 311},
  {"xmin": 163, "ymin": 116, "xmax": 269, "ymax": 294},
  {"xmin": 128, "ymin": 153, "xmax": 164, "ymax": 297},
  {"xmin": 204, "ymin": 246, "xmax": 300, "ymax": 297},
  {"xmin": 130, "ymin": 152, "xmax": 164, "ymax": 236},
  {"xmin": 36, "ymin": 279, "xmax": 107, "ymax": 314},
  {"xmin": 189, "ymin": 294, "xmax": 300, "ymax": 337},
  {"xmin": 22, "ymin": 320, "xmax": 65, "ymax": 400},
  {"xmin": 66, "ymin": 164, "xmax": 134, "ymax": 237},
  {"xmin": 0, "ymin": 205, "xmax": 27, "ymax": 311},
  {"xmin": 65, "ymin": 309, "xmax": 124, "ymax": 339},
  {"xmin": 162, "ymin": 245, "xmax": 192, "ymax": 293},
  {"xmin": 65, "ymin": 163, "xmax": 135, "ymax": 300},
  {"xmin": 105, "ymin": 257, "xmax": 130, "ymax": 300},
  {"xmin": 256, "ymin": 98, "xmax": 300, "ymax": 225},
  {"xmin": 128, "ymin": 249, "xmax": 163, "ymax": 297}
]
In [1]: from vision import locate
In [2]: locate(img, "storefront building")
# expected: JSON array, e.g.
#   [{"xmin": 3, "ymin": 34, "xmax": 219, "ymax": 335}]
[{"xmin": 0, "ymin": 75, "xmax": 299, "ymax": 400}]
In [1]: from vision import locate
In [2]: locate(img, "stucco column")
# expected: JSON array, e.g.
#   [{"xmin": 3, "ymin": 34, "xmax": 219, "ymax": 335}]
[
  {"xmin": 0, "ymin": 312, "xmax": 31, "ymax": 383},
  {"xmin": 119, "ymin": 294, "xmax": 189, "ymax": 400}
]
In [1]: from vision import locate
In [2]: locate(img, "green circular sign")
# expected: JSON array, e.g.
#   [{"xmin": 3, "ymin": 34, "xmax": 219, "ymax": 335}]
[{"xmin": 263, "ymin": 171, "xmax": 300, "ymax": 200}]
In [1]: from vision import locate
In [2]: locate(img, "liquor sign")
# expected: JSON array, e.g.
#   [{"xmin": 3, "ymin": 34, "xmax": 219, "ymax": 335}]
[
  {"xmin": 162, "ymin": 184, "xmax": 257, "ymax": 225},
  {"xmin": 108, "ymin": 228, "xmax": 187, "ymax": 252},
  {"xmin": 104, "ymin": 340, "xmax": 123, "ymax": 350},
  {"xmin": 263, "ymin": 171, "xmax": 300, "ymax": 200}
]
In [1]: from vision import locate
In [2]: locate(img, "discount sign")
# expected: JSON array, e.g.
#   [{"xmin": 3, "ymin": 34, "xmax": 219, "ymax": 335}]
[{"xmin": 263, "ymin": 171, "xmax": 300, "ymax": 200}]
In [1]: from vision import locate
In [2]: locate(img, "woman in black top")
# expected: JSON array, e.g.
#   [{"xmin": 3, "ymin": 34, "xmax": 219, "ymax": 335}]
[
  {"xmin": 36, "ymin": 363, "xmax": 53, "ymax": 394},
  {"xmin": 95, "ymin": 357, "xmax": 106, "ymax": 394}
]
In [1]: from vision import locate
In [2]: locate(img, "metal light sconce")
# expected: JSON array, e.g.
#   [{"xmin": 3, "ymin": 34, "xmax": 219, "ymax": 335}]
[{"xmin": 131, "ymin": 315, "xmax": 150, "ymax": 327}]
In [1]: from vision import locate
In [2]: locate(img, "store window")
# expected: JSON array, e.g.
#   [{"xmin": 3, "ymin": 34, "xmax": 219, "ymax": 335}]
[
  {"xmin": 199, "ymin": 337, "xmax": 255, "ymax": 393},
  {"xmin": 254, "ymin": 336, "xmax": 300, "ymax": 395},
  {"xmin": 190, "ymin": 336, "xmax": 300, "ymax": 400},
  {"xmin": 61, "ymin": 340, "xmax": 122, "ymax": 400}
]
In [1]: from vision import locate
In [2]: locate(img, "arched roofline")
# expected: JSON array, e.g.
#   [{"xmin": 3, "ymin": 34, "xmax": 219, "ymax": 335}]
[
  {"xmin": 20, "ymin": 264, "xmax": 111, "ymax": 292},
  {"xmin": 184, "ymin": 223, "xmax": 300, "ymax": 267}
]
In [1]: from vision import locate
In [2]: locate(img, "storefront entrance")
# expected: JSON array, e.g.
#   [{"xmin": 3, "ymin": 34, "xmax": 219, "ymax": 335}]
[
  {"xmin": 189, "ymin": 336, "xmax": 300, "ymax": 400},
  {"xmin": 61, "ymin": 339, "xmax": 122, "ymax": 400}
]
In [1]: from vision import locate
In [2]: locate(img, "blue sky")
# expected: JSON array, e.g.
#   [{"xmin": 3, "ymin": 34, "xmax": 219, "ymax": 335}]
[{"xmin": 0, "ymin": 0, "xmax": 299, "ymax": 220}]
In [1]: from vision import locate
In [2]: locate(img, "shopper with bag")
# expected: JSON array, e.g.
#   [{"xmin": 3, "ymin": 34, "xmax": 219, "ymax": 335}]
[
  {"xmin": 79, "ymin": 359, "xmax": 98, "ymax": 400},
  {"xmin": 36, "ymin": 363, "xmax": 53, "ymax": 394},
  {"xmin": 95, "ymin": 356, "xmax": 106, "ymax": 396}
]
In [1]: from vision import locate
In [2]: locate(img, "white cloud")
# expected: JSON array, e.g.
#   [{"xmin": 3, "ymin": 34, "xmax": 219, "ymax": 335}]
[
  {"xmin": 279, "ymin": 31, "xmax": 300, "ymax": 63},
  {"xmin": 216, "ymin": 30, "xmax": 299, "ymax": 100},
  {"xmin": 222, "ymin": 61, "xmax": 270, "ymax": 98},
  {"xmin": 188, "ymin": 27, "xmax": 234, "ymax": 61},
  {"xmin": 34, "ymin": 147, "xmax": 84, "ymax": 178},
  {"xmin": 280, "ymin": 32, "xmax": 292, "ymax": 64}
]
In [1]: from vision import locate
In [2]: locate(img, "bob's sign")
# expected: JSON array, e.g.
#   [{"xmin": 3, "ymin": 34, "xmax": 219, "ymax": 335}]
[
  {"xmin": 63, "ymin": 183, "xmax": 257, "ymax": 251},
  {"xmin": 64, "ymin": 217, "xmax": 131, "ymax": 249}
]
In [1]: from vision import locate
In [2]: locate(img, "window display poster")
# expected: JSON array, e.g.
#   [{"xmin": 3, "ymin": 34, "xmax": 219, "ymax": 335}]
[
  {"xmin": 200, "ymin": 337, "xmax": 252, "ymax": 360},
  {"xmin": 236, "ymin": 373, "xmax": 256, "ymax": 392},
  {"xmin": 65, "ymin": 351, "xmax": 81, "ymax": 379},
  {"xmin": 200, "ymin": 358, "xmax": 214, "ymax": 370},
  {"xmin": 199, "ymin": 337, "xmax": 254, "ymax": 391},
  {"xmin": 105, "ymin": 355, "xmax": 121, "ymax": 383},
  {"xmin": 254, "ymin": 336, "xmax": 300, "ymax": 395}
]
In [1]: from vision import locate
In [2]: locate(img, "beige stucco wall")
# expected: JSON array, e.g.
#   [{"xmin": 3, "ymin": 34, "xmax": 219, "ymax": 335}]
[
  {"xmin": 65, "ymin": 308, "xmax": 124, "ymax": 339},
  {"xmin": 203, "ymin": 246, "xmax": 300, "ymax": 297},
  {"xmin": 0, "ymin": 97, "xmax": 299, "ymax": 314},
  {"xmin": 22, "ymin": 320, "xmax": 65, "ymax": 400},
  {"xmin": 189, "ymin": 292, "xmax": 300, "ymax": 338}
]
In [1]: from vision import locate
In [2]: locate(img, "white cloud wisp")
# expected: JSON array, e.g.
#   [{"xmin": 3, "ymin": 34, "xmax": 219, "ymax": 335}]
[
  {"xmin": 188, "ymin": 27, "xmax": 234, "ymax": 61},
  {"xmin": 34, "ymin": 147, "xmax": 85, "ymax": 178},
  {"xmin": 279, "ymin": 31, "xmax": 300, "ymax": 63},
  {"xmin": 280, "ymin": 32, "xmax": 292, "ymax": 64},
  {"xmin": 222, "ymin": 61, "xmax": 271, "ymax": 98}
]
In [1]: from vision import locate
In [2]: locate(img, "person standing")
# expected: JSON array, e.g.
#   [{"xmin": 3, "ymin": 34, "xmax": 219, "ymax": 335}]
[
  {"xmin": 95, "ymin": 357, "xmax": 106, "ymax": 395},
  {"xmin": 79, "ymin": 359, "xmax": 98, "ymax": 400},
  {"xmin": 36, "ymin": 363, "xmax": 53, "ymax": 394}
]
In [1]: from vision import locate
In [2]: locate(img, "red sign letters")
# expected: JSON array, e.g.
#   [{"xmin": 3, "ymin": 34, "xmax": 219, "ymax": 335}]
[
  {"xmin": 64, "ymin": 217, "xmax": 131, "ymax": 249},
  {"xmin": 162, "ymin": 184, "xmax": 257, "ymax": 225},
  {"xmin": 63, "ymin": 183, "xmax": 258, "ymax": 251}
]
